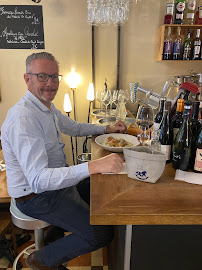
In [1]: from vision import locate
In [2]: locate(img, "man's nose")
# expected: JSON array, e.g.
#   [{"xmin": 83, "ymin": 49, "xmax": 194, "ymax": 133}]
[{"xmin": 46, "ymin": 76, "xmax": 54, "ymax": 86}]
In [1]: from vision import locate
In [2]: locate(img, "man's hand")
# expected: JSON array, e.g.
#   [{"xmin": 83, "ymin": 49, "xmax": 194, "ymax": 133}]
[
  {"xmin": 106, "ymin": 120, "xmax": 127, "ymax": 134},
  {"xmin": 88, "ymin": 153, "xmax": 124, "ymax": 174}
]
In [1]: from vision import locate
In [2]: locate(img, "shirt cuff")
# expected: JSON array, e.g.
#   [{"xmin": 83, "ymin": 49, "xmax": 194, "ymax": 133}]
[{"xmin": 75, "ymin": 162, "xmax": 90, "ymax": 181}]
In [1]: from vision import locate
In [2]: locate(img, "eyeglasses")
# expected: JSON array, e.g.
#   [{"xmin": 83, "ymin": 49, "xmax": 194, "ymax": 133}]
[{"xmin": 27, "ymin": 73, "xmax": 63, "ymax": 83}]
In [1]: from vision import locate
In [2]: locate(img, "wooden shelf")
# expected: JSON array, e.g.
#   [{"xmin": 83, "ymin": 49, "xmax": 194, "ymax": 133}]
[{"xmin": 157, "ymin": 24, "xmax": 202, "ymax": 61}]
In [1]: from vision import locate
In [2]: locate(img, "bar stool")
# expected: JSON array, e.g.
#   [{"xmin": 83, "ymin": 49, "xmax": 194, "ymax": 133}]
[{"xmin": 10, "ymin": 197, "xmax": 49, "ymax": 270}]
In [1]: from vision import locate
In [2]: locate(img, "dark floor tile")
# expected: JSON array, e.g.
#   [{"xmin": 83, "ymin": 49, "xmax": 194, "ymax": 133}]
[{"xmin": 91, "ymin": 267, "xmax": 103, "ymax": 270}]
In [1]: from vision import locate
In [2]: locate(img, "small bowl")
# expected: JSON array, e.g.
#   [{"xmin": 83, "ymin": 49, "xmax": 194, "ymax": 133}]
[
  {"xmin": 77, "ymin": 153, "xmax": 91, "ymax": 164},
  {"xmin": 123, "ymin": 146, "xmax": 166, "ymax": 183}
]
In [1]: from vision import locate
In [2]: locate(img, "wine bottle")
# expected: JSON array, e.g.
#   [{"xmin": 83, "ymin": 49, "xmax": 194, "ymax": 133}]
[
  {"xmin": 164, "ymin": 0, "xmax": 175, "ymax": 24},
  {"xmin": 190, "ymin": 101, "xmax": 200, "ymax": 169},
  {"xmin": 182, "ymin": 29, "xmax": 192, "ymax": 60},
  {"xmin": 192, "ymin": 29, "xmax": 201, "ymax": 60},
  {"xmin": 195, "ymin": 0, "xmax": 202, "ymax": 24},
  {"xmin": 194, "ymin": 125, "xmax": 202, "ymax": 172},
  {"xmin": 163, "ymin": 26, "xmax": 173, "ymax": 60},
  {"xmin": 184, "ymin": 0, "xmax": 196, "ymax": 24},
  {"xmin": 159, "ymin": 101, "xmax": 172, "ymax": 162},
  {"xmin": 171, "ymin": 99, "xmax": 184, "ymax": 143},
  {"xmin": 174, "ymin": 0, "xmax": 186, "ymax": 24},
  {"xmin": 173, "ymin": 26, "xmax": 182, "ymax": 60},
  {"xmin": 172, "ymin": 100, "xmax": 192, "ymax": 171},
  {"xmin": 154, "ymin": 97, "xmax": 167, "ymax": 129}
]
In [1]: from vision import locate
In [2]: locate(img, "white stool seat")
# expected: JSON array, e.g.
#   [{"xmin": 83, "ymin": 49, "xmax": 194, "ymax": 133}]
[
  {"xmin": 10, "ymin": 197, "xmax": 50, "ymax": 270},
  {"xmin": 10, "ymin": 197, "xmax": 49, "ymax": 230}
]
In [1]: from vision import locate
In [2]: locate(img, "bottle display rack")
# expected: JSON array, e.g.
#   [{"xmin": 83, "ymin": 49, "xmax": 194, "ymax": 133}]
[{"xmin": 157, "ymin": 24, "xmax": 202, "ymax": 61}]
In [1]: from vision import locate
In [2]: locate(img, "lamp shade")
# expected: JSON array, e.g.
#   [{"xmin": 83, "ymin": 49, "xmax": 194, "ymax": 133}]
[
  {"xmin": 87, "ymin": 83, "xmax": 95, "ymax": 101},
  {"xmin": 65, "ymin": 68, "xmax": 81, "ymax": 89},
  {"xmin": 63, "ymin": 93, "xmax": 72, "ymax": 113}
]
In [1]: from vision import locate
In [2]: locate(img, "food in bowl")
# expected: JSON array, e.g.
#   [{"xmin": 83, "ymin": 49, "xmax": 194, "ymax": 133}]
[{"xmin": 102, "ymin": 136, "xmax": 133, "ymax": 148}]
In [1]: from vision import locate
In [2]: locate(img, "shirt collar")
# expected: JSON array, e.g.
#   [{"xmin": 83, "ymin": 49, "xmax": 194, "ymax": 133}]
[{"xmin": 25, "ymin": 90, "xmax": 54, "ymax": 112}]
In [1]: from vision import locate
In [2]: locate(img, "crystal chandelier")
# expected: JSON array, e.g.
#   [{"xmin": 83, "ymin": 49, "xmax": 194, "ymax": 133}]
[{"xmin": 87, "ymin": 0, "xmax": 131, "ymax": 26}]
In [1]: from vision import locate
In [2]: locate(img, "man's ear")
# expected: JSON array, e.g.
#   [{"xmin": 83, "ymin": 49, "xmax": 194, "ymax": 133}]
[{"xmin": 24, "ymin": 73, "xmax": 30, "ymax": 85}]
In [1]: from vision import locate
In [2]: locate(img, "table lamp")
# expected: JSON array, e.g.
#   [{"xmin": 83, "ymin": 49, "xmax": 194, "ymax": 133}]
[
  {"xmin": 65, "ymin": 68, "xmax": 81, "ymax": 163},
  {"xmin": 83, "ymin": 83, "xmax": 95, "ymax": 153},
  {"xmin": 63, "ymin": 93, "xmax": 75, "ymax": 165},
  {"xmin": 87, "ymin": 83, "xmax": 95, "ymax": 123}
]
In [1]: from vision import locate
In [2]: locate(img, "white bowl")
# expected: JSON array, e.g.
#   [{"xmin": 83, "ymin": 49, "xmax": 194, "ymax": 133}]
[
  {"xmin": 95, "ymin": 133, "xmax": 139, "ymax": 153},
  {"xmin": 123, "ymin": 146, "xmax": 166, "ymax": 183}
]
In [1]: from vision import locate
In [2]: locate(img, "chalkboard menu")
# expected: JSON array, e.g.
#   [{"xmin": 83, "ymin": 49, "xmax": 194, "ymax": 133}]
[{"xmin": 0, "ymin": 5, "xmax": 45, "ymax": 49}]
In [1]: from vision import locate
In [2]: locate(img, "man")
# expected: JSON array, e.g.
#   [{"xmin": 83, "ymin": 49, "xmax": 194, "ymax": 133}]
[{"xmin": 1, "ymin": 52, "xmax": 127, "ymax": 270}]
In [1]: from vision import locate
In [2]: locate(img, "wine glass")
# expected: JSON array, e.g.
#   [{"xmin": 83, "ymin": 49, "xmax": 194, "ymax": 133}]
[
  {"xmin": 118, "ymin": 89, "xmax": 129, "ymax": 104},
  {"xmin": 137, "ymin": 124, "xmax": 150, "ymax": 146},
  {"xmin": 112, "ymin": 90, "xmax": 119, "ymax": 107},
  {"xmin": 101, "ymin": 89, "xmax": 111, "ymax": 116},
  {"xmin": 96, "ymin": 89, "xmax": 105, "ymax": 114},
  {"xmin": 136, "ymin": 105, "xmax": 154, "ymax": 146}
]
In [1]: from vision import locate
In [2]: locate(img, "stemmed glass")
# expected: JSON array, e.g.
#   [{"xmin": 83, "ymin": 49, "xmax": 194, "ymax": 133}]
[
  {"xmin": 101, "ymin": 89, "xmax": 111, "ymax": 116},
  {"xmin": 96, "ymin": 89, "xmax": 105, "ymax": 114},
  {"xmin": 118, "ymin": 89, "xmax": 129, "ymax": 103},
  {"xmin": 112, "ymin": 90, "xmax": 119, "ymax": 107},
  {"xmin": 136, "ymin": 105, "xmax": 154, "ymax": 146}
]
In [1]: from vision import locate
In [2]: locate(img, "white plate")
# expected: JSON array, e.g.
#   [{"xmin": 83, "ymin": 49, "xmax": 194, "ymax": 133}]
[{"xmin": 95, "ymin": 133, "xmax": 139, "ymax": 153}]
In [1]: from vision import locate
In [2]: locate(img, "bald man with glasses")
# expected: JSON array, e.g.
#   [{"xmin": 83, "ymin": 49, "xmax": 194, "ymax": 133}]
[{"xmin": 1, "ymin": 52, "xmax": 127, "ymax": 270}]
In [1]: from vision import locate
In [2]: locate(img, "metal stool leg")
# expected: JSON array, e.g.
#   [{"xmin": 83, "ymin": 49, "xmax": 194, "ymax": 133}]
[
  {"xmin": 12, "ymin": 228, "xmax": 45, "ymax": 270},
  {"xmin": 35, "ymin": 228, "xmax": 45, "ymax": 250}
]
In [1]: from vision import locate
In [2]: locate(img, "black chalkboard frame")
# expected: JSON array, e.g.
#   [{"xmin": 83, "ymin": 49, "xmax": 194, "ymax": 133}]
[{"xmin": 0, "ymin": 5, "xmax": 45, "ymax": 49}]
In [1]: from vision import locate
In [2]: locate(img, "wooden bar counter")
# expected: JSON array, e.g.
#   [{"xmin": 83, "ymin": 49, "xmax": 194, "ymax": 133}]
[
  {"xmin": 91, "ymin": 137, "xmax": 202, "ymax": 225},
  {"xmin": 90, "ymin": 132, "xmax": 202, "ymax": 270},
  {"xmin": 0, "ymin": 170, "xmax": 10, "ymax": 203}
]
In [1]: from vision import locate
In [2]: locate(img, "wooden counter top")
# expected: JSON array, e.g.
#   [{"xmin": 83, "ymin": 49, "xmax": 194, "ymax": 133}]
[
  {"xmin": 0, "ymin": 170, "xmax": 10, "ymax": 203},
  {"xmin": 90, "ymin": 136, "xmax": 202, "ymax": 225}
]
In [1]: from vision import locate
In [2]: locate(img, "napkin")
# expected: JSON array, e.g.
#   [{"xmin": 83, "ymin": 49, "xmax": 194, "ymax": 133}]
[
  {"xmin": 175, "ymin": 169, "xmax": 202, "ymax": 185},
  {"xmin": 102, "ymin": 162, "xmax": 127, "ymax": 174}
]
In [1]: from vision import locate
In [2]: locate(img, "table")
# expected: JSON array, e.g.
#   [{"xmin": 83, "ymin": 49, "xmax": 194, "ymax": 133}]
[
  {"xmin": 90, "ymin": 136, "xmax": 202, "ymax": 270},
  {"xmin": 0, "ymin": 170, "xmax": 10, "ymax": 203}
]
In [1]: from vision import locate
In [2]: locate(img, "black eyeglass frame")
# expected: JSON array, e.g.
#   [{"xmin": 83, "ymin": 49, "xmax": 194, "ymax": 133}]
[{"xmin": 27, "ymin": 73, "xmax": 63, "ymax": 83}]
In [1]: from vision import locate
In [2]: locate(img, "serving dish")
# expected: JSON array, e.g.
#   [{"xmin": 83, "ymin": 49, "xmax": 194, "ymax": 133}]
[
  {"xmin": 92, "ymin": 109, "xmax": 116, "ymax": 119},
  {"xmin": 96, "ymin": 117, "xmax": 136, "ymax": 127},
  {"xmin": 92, "ymin": 109, "xmax": 129, "ymax": 119},
  {"xmin": 95, "ymin": 133, "xmax": 139, "ymax": 153}
]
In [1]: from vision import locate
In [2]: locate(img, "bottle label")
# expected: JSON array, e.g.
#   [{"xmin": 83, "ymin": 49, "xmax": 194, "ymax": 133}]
[
  {"xmin": 173, "ymin": 41, "xmax": 181, "ymax": 54},
  {"xmin": 188, "ymin": 0, "xmax": 196, "ymax": 10},
  {"xmin": 194, "ymin": 148, "xmax": 202, "ymax": 172},
  {"xmin": 186, "ymin": 13, "xmax": 194, "ymax": 19},
  {"xmin": 194, "ymin": 45, "xmax": 201, "ymax": 55},
  {"xmin": 183, "ymin": 46, "xmax": 191, "ymax": 59},
  {"xmin": 172, "ymin": 148, "xmax": 190, "ymax": 170},
  {"xmin": 176, "ymin": 13, "xmax": 183, "ymax": 19},
  {"xmin": 199, "ymin": 6, "xmax": 202, "ymax": 18},
  {"xmin": 161, "ymin": 144, "xmax": 171, "ymax": 161},
  {"xmin": 164, "ymin": 41, "xmax": 172, "ymax": 54},
  {"xmin": 167, "ymin": 3, "xmax": 174, "ymax": 14},
  {"xmin": 176, "ymin": 2, "xmax": 185, "ymax": 12},
  {"xmin": 153, "ymin": 122, "xmax": 160, "ymax": 130}
]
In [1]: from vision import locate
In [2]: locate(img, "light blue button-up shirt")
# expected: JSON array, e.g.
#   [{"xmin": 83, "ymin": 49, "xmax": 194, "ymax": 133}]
[{"xmin": 1, "ymin": 90, "xmax": 106, "ymax": 198}]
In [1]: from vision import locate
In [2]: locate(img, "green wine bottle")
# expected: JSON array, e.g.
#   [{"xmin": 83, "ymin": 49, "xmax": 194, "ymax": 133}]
[
  {"xmin": 172, "ymin": 100, "xmax": 192, "ymax": 171},
  {"xmin": 182, "ymin": 29, "xmax": 192, "ymax": 60}
]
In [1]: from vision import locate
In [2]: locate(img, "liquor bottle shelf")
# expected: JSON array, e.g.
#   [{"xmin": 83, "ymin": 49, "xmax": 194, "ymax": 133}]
[{"xmin": 157, "ymin": 24, "xmax": 202, "ymax": 61}]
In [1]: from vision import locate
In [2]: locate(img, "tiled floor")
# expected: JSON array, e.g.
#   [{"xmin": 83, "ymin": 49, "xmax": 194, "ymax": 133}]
[{"xmin": 0, "ymin": 231, "xmax": 108, "ymax": 270}]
